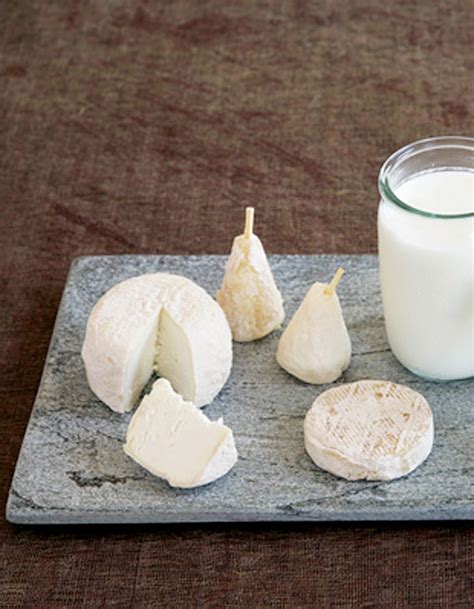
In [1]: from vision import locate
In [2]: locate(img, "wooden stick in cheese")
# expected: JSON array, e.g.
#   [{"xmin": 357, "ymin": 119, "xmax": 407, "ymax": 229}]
[
  {"xmin": 324, "ymin": 267, "xmax": 345, "ymax": 296},
  {"xmin": 244, "ymin": 206, "xmax": 254, "ymax": 239}
]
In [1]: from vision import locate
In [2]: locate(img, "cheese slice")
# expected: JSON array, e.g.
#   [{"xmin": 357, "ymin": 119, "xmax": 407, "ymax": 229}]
[
  {"xmin": 82, "ymin": 273, "xmax": 232, "ymax": 413},
  {"xmin": 304, "ymin": 380, "xmax": 434, "ymax": 481},
  {"xmin": 277, "ymin": 282, "xmax": 351, "ymax": 384},
  {"xmin": 124, "ymin": 378, "xmax": 238, "ymax": 488},
  {"xmin": 216, "ymin": 232, "xmax": 284, "ymax": 342}
]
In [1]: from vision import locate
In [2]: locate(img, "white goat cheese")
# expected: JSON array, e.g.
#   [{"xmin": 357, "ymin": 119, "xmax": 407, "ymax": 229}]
[
  {"xmin": 82, "ymin": 273, "xmax": 232, "ymax": 412},
  {"xmin": 304, "ymin": 380, "xmax": 434, "ymax": 481},
  {"xmin": 124, "ymin": 378, "xmax": 238, "ymax": 488}
]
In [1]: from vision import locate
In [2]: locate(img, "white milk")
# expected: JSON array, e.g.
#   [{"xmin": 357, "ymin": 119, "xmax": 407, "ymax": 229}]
[{"xmin": 378, "ymin": 170, "xmax": 474, "ymax": 380}]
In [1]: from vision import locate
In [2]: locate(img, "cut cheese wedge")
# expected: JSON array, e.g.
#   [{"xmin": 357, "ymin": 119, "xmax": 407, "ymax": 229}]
[
  {"xmin": 82, "ymin": 273, "xmax": 232, "ymax": 413},
  {"xmin": 277, "ymin": 273, "xmax": 351, "ymax": 384},
  {"xmin": 216, "ymin": 207, "xmax": 284, "ymax": 342},
  {"xmin": 124, "ymin": 378, "xmax": 238, "ymax": 488},
  {"xmin": 304, "ymin": 380, "xmax": 434, "ymax": 481}
]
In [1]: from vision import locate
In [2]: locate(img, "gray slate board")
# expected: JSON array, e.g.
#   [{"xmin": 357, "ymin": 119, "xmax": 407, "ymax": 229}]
[{"xmin": 7, "ymin": 255, "xmax": 474, "ymax": 524}]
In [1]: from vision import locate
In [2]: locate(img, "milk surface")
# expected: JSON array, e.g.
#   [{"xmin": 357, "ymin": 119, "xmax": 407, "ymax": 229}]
[{"xmin": 378, "ymin": 170, "xmax": 474, "ymax": 380}]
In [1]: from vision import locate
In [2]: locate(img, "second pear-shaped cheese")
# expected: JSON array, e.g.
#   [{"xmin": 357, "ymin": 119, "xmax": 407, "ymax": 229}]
[
  {"xmin": 82, "ymin": 273, "xmax": 232, "ymax": 413},
  {"xmin": 276, "ymin": 280, "xmax": 351, "ymax": 384}
]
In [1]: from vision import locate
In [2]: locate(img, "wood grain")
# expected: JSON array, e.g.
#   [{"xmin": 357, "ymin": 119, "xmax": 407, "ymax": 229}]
[{"xmin": 1, "ymin": 0, "xmax": 473, "ymax": 607}]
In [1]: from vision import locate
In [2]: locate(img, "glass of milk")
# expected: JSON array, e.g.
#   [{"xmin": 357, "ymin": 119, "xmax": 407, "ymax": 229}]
[{"xmin": 378, "ymin": 136, "xmax": 474, "ymax": 381}]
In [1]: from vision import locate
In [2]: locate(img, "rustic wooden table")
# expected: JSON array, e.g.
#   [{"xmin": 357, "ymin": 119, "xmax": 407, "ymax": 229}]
[{"xmin": 1, "ymin": 1, "xmax": 472, "ymax": 607}]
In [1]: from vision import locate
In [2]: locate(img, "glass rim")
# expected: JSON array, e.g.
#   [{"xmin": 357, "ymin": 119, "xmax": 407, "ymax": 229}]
[{"xmin": 378, "ymin": 135, "xmax": 474, "ymax": 219}]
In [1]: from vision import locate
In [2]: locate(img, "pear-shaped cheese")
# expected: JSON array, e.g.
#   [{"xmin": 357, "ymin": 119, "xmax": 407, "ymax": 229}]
[
  {"xmin": 304, "ymin": 380, "xmax": 434, "ymax": 481},
  {"xmin": 82, "ymin": 273, "xmax": 232, "ymax": 413},
  {"xmin": 216, "ymin": 209, "xmax": 284, "ymax": 342},
  {"xmin": 124, "ymin": 379, "xmax": 238, "ymax": 488},
  {"xmin": 276, "ymin": 281, "xmax": 351, "ymax": 384}
]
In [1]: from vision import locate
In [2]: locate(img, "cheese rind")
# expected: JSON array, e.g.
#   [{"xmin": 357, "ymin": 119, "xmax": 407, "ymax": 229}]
[
  {"xmin": 216, "ymin": 234, "xmax": 284, "ymax": 342},
  {"xmin": 81, "ymin": 273, "xmax": 232, "ymax": 412},
  {"xmin": 276, "ymin": 282, "xmax": 351, "ymax": 384},
  {"xmin": 124, "ymin": 379, "xmax": 238, "ymax": 488},
  {"xmin": 304, "ymin": 380, "xmax": 434, "ymax": 481}
]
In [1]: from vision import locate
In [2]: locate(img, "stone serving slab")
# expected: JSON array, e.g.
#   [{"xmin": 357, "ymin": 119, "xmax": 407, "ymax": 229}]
[{"xmin": 6, "ymin": 255, "xmax": 473, "ymax": 524}]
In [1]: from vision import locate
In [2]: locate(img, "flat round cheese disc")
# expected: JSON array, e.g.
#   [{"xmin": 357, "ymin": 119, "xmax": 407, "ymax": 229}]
[{"xmin": 304, "ymin": 380, "xmax": 434, "ymax": 481}]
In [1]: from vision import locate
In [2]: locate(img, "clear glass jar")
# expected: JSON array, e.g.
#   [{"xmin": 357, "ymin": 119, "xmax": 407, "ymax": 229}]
[{"xmin": 377, "ymin": 136, "xmax": 474, "ymax": 381}]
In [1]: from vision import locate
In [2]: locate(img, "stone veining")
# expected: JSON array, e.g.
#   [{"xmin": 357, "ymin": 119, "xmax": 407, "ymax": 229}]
[{"xmin": 6, "ymin": 255, "xmax": 474, "ymax": 524}]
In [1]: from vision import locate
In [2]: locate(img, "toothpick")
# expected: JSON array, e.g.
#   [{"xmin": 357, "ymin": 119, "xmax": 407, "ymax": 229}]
[
  {"xmin": 324, "ymin": 267, "xmax": 345, "ymax": 296},
  {"xmin": 244, "ymin": 207, "xmax": 254, "ymax": 239}
]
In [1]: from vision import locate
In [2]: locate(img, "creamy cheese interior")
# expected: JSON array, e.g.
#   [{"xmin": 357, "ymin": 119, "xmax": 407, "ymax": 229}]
[
  {"xmin": 124, "ymin": 378, "xmax": 237, "ymax": 488},
  {"xmin": 123, "ymin": 307, "xmax": 195, "ymax": 411},
  {"xmin": 154, "ymin": 308, "xmax": 195, "ymax": 403},
  {"xmin": 124, "ymin": 314, "xmax": 160, "ymax": 409}
]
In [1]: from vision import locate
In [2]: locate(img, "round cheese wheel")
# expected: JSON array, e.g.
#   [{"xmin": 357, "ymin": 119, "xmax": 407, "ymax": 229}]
[
  {"xmin": 304, "ymin": 380, "xmax": 434, "ymax": 481},
  {"xmin": 82, "ymin": 273, "xmax": 232, "ymax": 413}
]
